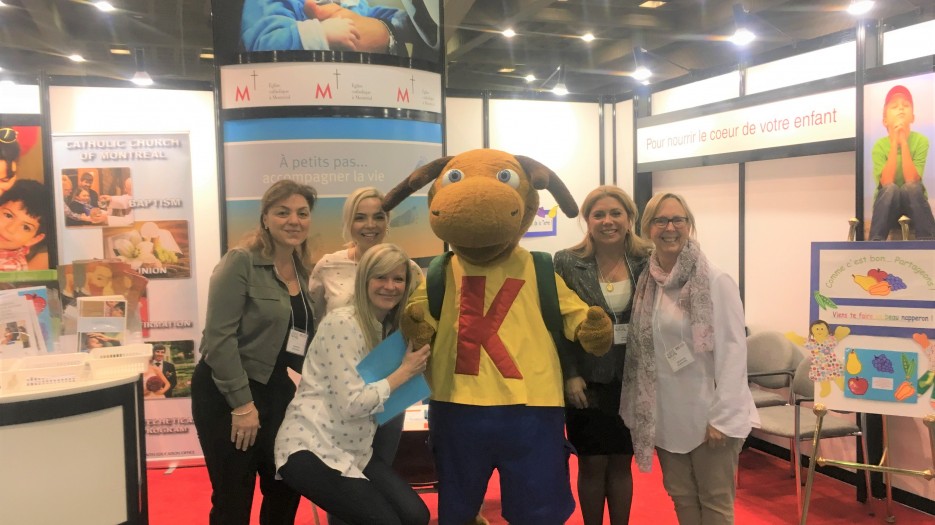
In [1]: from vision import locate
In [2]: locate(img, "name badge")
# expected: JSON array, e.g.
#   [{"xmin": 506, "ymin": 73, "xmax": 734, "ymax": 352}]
[
  {"xmin": 286, "ymin": 328, "xmax": 308, "ymax": 356},
  {"xmin": 614, "ymin": 324, "xmax": 629, "ymax": 345},
  {"xmin": 665, "ymin": 341, "xmax": 694, "ymax": 372}
]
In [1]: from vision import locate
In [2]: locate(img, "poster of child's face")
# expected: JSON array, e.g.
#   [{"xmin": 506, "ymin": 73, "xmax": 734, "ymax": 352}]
[
  {"xmin": 0, "ymin": 120, "xmax": 51, "ymax": 271},
  {"xmin": 60, "ymin": 167, "xmax": 134, "ymax": 229},
  {"xmin": 103, "ymin": 220, "xmax": 191, "ymax": 279},
  {"xmin": 862, "ymin": 73, "xmax": 935, "ymax": 241},
  {"xmin": 212, "ymin": 0, "xmax": 441, "ymax": 64}
]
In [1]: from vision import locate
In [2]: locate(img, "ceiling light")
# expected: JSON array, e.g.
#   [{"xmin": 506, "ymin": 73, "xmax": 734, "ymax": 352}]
[
  {"xmin": 110, "ymin": 47, "xmax": 131, "ymax": 56},
  {"xmin": 524, "ymin": 74, "xmax": 536, "ymax": 82},
  {"xmin": 199, "ymin": 49, "xmax": 215, "ymax": 60},
  {"xmin": 68, "ymin": 54, "xmax": 86, "ymax": 62},
  {"xmin": 552, "ymin": 83, "xmax": 568, "ymax": 96},
  {"xmin": 498, "ymin": 67, "xmax": 515, "ymax": 73},
  {"xmin": 639, "ymin": 1, "xmax": 667, "ymax": 7},
  {"xmin": 581, "ymin": 33, "xmax": 595, "ymax": 42},
  {"xmin": 502, "ymin": 28, "xmax": 516, "ymax": 38},
  {"xmin": 94, "ymin": 1, "xmax": 115, "ymax": 12},
  {"xmin": 847, "ymin": 0, "xmax": 874, "ymax": 16},
  {"xmin": 131, "ymin": 71, "xmax": 153, "ymax": 87},
  {"xmin": 729, "ymin": 27, "xmax": 756, "ymax": 46},
  {"xmin": 641, "ymin": 80, "xmax": 651, "ymax": 85},
  {"xmin": 632, "ymin": 66, "xmax": 652, "ymax": 81}
]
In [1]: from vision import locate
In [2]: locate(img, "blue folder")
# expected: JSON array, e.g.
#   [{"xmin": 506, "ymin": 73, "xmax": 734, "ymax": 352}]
[{"xmin": 356, "ymin": 331, "xmax": 431, "ymax": 425}]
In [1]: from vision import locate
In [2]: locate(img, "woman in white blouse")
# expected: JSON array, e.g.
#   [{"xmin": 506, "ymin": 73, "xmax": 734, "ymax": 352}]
[
  {"xmin": 276, "ymin": 243, "xmax": 430, "ymax": 525},
  {"xmin": 621, "ymin": 193, "xmax": 758, "ymax": 525}
]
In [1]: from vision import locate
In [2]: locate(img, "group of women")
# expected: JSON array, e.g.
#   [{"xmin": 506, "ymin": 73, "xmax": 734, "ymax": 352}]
[{"xmin": 190, "ymin": 178, "xmax": 756, "ymax": 525}]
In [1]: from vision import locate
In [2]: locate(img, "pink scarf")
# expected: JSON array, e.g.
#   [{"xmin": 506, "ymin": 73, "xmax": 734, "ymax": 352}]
[{"xmin": 621, "ymin": 239, "xmax": 714, "ymax": 472}]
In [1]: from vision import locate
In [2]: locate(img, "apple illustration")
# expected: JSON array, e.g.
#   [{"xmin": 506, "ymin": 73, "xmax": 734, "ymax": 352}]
[
  {"xmin": 867, "ymin": 268, "xmax": 888, "ymax": 282},
  {"xmin": 848, "ymin": 376, "xmax": 869, "ymax": 395}
]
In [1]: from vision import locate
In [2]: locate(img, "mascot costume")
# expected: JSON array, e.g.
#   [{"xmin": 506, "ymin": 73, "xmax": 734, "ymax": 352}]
[{"xmin": 383, "ymin": 149, "xmax": 613, "ymax": 525}]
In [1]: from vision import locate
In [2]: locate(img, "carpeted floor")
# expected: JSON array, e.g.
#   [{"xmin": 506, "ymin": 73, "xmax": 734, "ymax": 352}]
[{"xmin": 147, "ymin": 448, "xmax": 935, "ymax": 524}]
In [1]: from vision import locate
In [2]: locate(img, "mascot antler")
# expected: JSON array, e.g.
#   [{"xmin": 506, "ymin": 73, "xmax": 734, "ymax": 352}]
[
  {"xmin": 516, "ymin": 155, "xmax": 578, "ymax": 218},
  {"xmin": 382, "ymin": 156, "xmax": 452, "ymax": 212}
]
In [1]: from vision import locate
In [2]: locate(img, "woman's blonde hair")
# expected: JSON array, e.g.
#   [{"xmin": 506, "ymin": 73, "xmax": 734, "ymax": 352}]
[
  {"xmin": 353, "ymin": 243, "xmax": 417, "ymax": 350},
  {"xmin": 238, "ymin": 180, "xmax": 318, "ymax": 275},
  {"xmin": 569, "ymin": 185, "xmax": 652, "ymax": 258},
  {"xmin": 342, "ymin": 186, "xmax": 388, "ymax": 247},
  {"xmin": 638, "ymin": 192, "xmax": 697, "ymax": 240}
]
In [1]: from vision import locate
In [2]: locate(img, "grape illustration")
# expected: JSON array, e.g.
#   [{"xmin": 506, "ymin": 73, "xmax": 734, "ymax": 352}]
[
  {"xmin": 872, "ymin": 354, "xmax": 894, "ymax": 374},
  {"xmin": 883, "ymin": 274, "xmax": 906, "ymax": 291}
]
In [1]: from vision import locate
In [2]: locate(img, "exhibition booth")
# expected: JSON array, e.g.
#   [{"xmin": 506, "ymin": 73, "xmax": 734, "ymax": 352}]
[{"xmin": 0, "ymin": 5, "xmax": 933, "ymax": 524}]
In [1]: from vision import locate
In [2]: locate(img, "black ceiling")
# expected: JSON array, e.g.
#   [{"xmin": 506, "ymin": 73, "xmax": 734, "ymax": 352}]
[{"xmin": 0, "ymin": 0, "xmax": 931, "ymax": 97}]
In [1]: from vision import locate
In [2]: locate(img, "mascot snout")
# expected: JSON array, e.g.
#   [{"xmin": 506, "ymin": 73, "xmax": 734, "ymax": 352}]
[{"xmin": 429, "ymin": 176, "xmax": 525, "ymax": 247}]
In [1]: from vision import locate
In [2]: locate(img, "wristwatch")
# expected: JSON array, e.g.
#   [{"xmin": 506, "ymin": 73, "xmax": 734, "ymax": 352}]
[{"xmin": 379, "ymin": 20, "xmax": 397, "ymax": 55}]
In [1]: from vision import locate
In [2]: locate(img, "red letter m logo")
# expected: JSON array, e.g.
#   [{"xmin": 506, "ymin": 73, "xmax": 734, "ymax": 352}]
[
  {"xmin": 315, "ymin": 84, "xmax": 333, "ymax": 98},
  {"xmin": 235, "ymin": 86, "xmax": 250, "ymax": 102},
  {"xmin": 397, "ymin": 88, "xmax": 410, "ymax": 102},
  {"xmin": 455, "ymin": 276, "xmax": 524, "ymax": 379}
]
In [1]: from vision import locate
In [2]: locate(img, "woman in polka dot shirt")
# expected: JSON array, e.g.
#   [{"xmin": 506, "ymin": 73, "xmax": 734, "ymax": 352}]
[{"xmin": 275, "ymin": 243, "xmax": 430, "ymax": 525}]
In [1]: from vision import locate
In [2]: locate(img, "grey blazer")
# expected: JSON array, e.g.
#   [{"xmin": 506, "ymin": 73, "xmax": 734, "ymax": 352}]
[{"xmin": 553, "ymin": 249, "xmax": 648, "ymax": 383}]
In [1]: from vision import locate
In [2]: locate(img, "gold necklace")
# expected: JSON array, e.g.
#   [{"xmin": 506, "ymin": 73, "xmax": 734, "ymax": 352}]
[{"xmin": 597, "ymin": 255, "xmax": 626, "ymax": 293}]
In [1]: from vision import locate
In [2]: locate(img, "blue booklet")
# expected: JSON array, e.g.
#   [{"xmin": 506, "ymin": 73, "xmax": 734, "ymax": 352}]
[{"xmin": 356, "ymin": 331, "xmax": 431, "ymax": 425}]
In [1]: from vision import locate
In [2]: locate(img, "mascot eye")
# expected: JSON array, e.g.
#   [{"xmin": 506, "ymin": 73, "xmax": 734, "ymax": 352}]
[
  {"xmin": 496, "ymin": 169, "xmax": 520, "ymax": 188},
  {"xmin": 442, "ymin": 169, "xmax": 463, "ymax": 186}
]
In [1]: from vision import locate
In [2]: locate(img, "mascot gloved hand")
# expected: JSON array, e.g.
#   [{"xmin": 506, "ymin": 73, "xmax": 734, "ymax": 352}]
[{"xmin": 384, "ymin": 149, "xmax": 611, "ymax": 525}]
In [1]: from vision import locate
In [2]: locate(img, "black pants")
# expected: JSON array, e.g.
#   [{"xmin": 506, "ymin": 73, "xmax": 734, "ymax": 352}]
[
  {"xmin": 327, "ymin": 412, "xmax": 406, "ymax": 525},
  {"xmin": 279, "ymin": 449, "xmax": 429, "ymax": 525},
  {"xmin": 191, "ymin": 360, "xmax": 300, "ymax": 525}
]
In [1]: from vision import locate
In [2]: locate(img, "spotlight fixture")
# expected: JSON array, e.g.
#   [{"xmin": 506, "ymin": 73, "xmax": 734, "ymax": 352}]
[
  {"xmin": 502, "ymin": 28, "xmax": 516, "ymax": 38},
  {"xmin": 524, "ymin": 74, "xmax": 536, "ymax": 83},
  {"xmin": 632, "ymin": 48, "xmax": 653, "ymax": 80},
  {"xmin": 68, "ymin": 54, "xmax": 86, "ymax": 63},
  {"xmin": 498, "ymin": 67, "xmax": 516, "ymax": 73},
  {"xmin": 94, "ymin": 1, "xmax": 115, "ymax": 12},
  {"xmin": 730, "ymin": 4, "xmax": 756, "ymax": 46},
  {"xmin": 131, "ymin": 48, "xmax": 153, "ymax": 87},
  {"xmin": 581, "ymin": 33, "xmax": 595, "ymax": 42},
  {"xmin": 551, "ymin": 66, "xmax": 568, "ymax": 96},
  {"xmin": 847, "ymin": 0, "xmax": 874, "ymax": 16}
]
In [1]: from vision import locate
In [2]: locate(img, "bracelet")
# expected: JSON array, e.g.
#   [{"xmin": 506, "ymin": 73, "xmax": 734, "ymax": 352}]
[{"xmin": 231, "ymin": 406, "xmax": 255, "ymax": 417}]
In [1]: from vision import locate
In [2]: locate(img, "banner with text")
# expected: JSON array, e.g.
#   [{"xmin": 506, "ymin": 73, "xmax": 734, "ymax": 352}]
[
  {"xmin": 224, "ymin": 117, "xmax": 443, "ymax": 260},
  {"xmin": 220, "ymin": 62, "xmax": 442, "ymax": 113},
  {"xmin": 809, "ymin": 241, "xmax": 935, "ymax": 338},
  {"xmin": 51, "ymin": 133, "xmax": 202, "ymax": 462},
  {"xmin": 637, "ymin": 89, "xmax": 856, "ymax": 167}
]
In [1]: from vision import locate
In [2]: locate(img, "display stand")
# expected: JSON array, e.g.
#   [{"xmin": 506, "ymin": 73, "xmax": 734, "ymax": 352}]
[{"xmin": 800, "ymin": 408, "xmax": 935, "ymax": 524}]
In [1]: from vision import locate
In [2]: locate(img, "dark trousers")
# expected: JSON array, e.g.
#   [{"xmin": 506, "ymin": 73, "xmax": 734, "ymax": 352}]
[
  {"xmin": 279, "ymin": 449, "xmax": 429, "ymax": 525},
  {"xmin": 191, "ymin": 361, "xmax": 300, "ymax": 525},
  {"xmin": 328, "ymin": 412, "xmax": 406, "ymax": 525},
  {"xmin": 869, "ymin": 182, "xmax": 935, "ymax": 240}
]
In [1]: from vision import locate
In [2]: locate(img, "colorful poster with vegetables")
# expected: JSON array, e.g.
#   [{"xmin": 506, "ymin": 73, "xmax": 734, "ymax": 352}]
[
  {"xmin": 810, "ymin": 241, "xmax": 934, "ymax": 338},
  {"xmin": 843, "ymin": 348, "xmax": 918, "ymax": 403}
]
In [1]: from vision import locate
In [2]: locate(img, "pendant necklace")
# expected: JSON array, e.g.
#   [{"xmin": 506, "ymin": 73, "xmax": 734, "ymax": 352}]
[{"xmin": 597, "ymin": 262, "xmax": 616, "ymax": 292}]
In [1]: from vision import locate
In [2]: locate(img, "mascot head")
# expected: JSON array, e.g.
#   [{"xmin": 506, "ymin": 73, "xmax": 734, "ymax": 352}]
[{"xmin": 383, "ymin": 149, "xmax": 578, "ymax": 265}]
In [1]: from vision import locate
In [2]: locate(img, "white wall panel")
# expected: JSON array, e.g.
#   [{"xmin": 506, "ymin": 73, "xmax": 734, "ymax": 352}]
[
  {"xmin": 489, "ymin": 99, "xmax": 601, "ymax": 254},
  {"xmin": 652, "ymin": 166, "xmax": 741, "ymax": 282},
  {"xmin": 745, "ymin": 152, "xmax": 855, "ymax": 336},
  {"xmin": 746, "ymin": 43, "xmax": 856, "ymax": 95},
  {"xmin": 444, "ymin": 97, "xmax": 483, "ymax": 156},
  {"xmin": 884, "ymin": 19, "xmax": 935, "ymax": 65},
  {"xmin": 651, "ymin": 72, "xmax": 740, "ymax": 115},
  {"xmin": 615, "ymin": 99, "xmax": 635, "ymax": 194},
  {"xmin": 0, "ymin": 83, "xmax": 40, "ymax": 114}
]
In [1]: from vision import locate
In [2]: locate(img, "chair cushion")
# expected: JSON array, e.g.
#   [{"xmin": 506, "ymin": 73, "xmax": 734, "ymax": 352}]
[
  {"xmin": 750, "ymin": 388, "xmax": 787, "ymax": 408},
  {"xmin": 756, "ymin": 405, "xmax": 860, "ymax": 439}
]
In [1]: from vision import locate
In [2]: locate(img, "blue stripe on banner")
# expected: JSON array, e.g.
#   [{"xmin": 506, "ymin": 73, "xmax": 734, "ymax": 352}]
[{"xmin": 224, "ymin": 118, "xmax": 442, "ymax": 143}]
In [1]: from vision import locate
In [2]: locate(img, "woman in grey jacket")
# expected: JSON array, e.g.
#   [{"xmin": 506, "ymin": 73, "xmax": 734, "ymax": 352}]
[
  {"xmin": 554, "ymin": 185, "xmax": 651, "ymax": 525},
  {"xmin": 191, "ymin": 180, "xmax": 317, "ymax": 525}
]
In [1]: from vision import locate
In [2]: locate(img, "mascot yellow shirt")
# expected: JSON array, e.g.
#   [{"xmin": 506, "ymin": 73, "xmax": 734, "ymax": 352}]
[{"xmin": 409, "ymin": 247, "xmax": 589, "ymax": 407}]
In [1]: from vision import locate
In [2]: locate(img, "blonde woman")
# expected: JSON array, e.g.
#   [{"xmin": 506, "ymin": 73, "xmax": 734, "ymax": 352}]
[
  {"xmin": 554, "ymin": 185, "xmax": 651, "ymax": 525},
  {"xmin": 276, "ymin": 243, "xmax": 430, "ymax": 525}
]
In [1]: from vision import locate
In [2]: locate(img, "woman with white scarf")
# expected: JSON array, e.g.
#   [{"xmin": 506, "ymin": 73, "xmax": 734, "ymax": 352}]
[{"xmin": 620, "ymin": 192, "xmax": 758, "ymax": 525}]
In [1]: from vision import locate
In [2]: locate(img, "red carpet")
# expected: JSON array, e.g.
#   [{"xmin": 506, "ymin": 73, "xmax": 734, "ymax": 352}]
[{"xmin": 147, "ymin": 449, "xmax": 934, "ymax": 524}]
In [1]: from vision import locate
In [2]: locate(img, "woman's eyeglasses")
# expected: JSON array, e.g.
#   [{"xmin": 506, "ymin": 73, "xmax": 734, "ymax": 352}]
[
  {"xmin": 0, "ymin": 128, "xmax": 18, "ymax": 144},
  {"xmin": 649, "ymin": 216, "xmax": 689, "ymax": 228}
]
